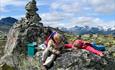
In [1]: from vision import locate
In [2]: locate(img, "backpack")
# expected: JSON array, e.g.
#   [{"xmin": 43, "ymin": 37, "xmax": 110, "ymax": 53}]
[{"xmin": 45, "ymin": 32, "xmax": 63, "ymax": 47}]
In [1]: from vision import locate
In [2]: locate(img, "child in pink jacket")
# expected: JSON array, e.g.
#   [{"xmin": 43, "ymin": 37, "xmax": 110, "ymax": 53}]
[{"xmin": 64, "ymin": 40, "xmax": 104, "ymax": 56}]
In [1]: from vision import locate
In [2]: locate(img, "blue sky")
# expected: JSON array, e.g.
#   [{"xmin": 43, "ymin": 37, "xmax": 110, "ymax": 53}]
[{"xmin": 0, "ymin": 0, "xmax": 115, "ymax": 29}]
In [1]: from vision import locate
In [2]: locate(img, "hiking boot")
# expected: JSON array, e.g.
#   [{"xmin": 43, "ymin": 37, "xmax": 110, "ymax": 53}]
[{"xmin": 41, "ymin": 64, "xmax": 47, "ymax": 70}]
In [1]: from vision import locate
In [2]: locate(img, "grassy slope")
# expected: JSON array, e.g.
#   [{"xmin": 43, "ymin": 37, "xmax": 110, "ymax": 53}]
[
  {"xmin": 0, "ymin": 25, "xmax": 11, "ymax": 32},
  {"xmin": 64, "ymin": 33, "xmax": 115, "ymax": 47}
]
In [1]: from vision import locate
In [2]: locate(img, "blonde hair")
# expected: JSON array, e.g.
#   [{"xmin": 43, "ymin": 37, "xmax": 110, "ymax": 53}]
[{"xmin": 53, "ymin": 33, "xmax": 62, "ymax": 43}]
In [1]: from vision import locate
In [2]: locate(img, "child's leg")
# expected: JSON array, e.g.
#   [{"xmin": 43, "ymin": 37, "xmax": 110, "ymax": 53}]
[
  {"xmin": 42, "ymin": 47, "xmax": 50, "ymax": 63},
  {"xmin": 43, "ymin": 54, "xmax": 56, "ymax": 67},
  {"xmin": 85, "ymin": 46, "xmax": 104, "ymax": 56}
]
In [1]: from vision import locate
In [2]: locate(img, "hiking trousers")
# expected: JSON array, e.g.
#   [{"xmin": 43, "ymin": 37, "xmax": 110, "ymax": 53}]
[{"xmin": 42, "ymin": 47, "xmax": 57, "ymax": 67}]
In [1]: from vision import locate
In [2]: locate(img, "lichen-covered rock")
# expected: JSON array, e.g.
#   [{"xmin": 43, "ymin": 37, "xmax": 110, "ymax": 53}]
[{"xmin": 50, "ymin": 49, "xmax": 115, "ymax": 70}]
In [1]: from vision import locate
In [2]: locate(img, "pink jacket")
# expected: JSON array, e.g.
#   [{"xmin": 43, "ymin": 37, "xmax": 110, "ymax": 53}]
[{"xmin": 64, "ymin": 40, "xmax": 103, "ymax": 56}]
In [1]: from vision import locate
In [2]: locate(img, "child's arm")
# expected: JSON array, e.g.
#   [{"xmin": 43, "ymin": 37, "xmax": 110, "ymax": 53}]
[
  {"xmin": 47, "ymin": 40, "xmax": 52, "ymax": 48},
  {"xmin": 64, "ymin": 44, "xmax": 73, "ymax": 48}
]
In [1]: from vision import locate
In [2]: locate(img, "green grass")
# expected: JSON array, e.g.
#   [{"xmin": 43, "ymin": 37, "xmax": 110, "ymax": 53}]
[
  {"xmin": 0, "ymin": 40, "xmax": 6, "ymax": 47},
  {"xmin": 65, "ymin": 34, "xmax": 115, "ymax": 47},
  {"xmin": 0, "ymin": 39, "xmax": 6, "ymax": 58}
]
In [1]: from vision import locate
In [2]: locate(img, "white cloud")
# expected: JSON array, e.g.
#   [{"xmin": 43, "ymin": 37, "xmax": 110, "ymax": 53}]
[
  {"xmin": 40, "ymin": 11, "xmax": 115, "ymax": 29},
  {"xmin": 0, "ymin": 0, "xmax": 114, "ymax": 29},
  {"xmin": 61, "ymin": 2, "xmax": 81, "ymax": 13},
  {"xmin": 95, "ymin": 4, "xmax": 115, "ymax": 13},
  {"xmin": 50, "ymin": 0, "xmax": 115, "ymax": 14},
  {"xmin": 40, "ymin": 12, "xmax": 74, "ymax": 28},
  {"xmin": 40, "ymin": 12, "xmax": 65, "ymax": 22},
  {"xmin": 51, "ymin": 1, "xmax": 82, "ymax": 13},
  {"xmin": 0, "ymin": 0, "xmax": 27, "ymax": 12},
  {"xmin": 66, "ymin": 16, "xmax": 115, "ymax": 29},
  {"xmin": 0, "ymin": 0, "xmax": 48, "ymax": 12},
  {"xmin": 40, "ymin": 12, "xmax": 74, "ymax": 22},
  {"xmin": 71, "ymin": 17, "xmax": 95, "ymax": 24},
  {"xmin": 87, "ymin": 0, "xmax": 115, "ymax": 13},
  {"xmin": 11, "ymin": 15, "xmax": 25, "ymax": 19},
  {"xmin": 41, "ymin": 21, "xmax": 66, "ymax": 28},
  {"xmin": 0, "ymin": 15, "xmax": 25, "ymax": 19},
  {"xmin": 40, "ymin": 0, "xmax": 115, "ymax": 29}
]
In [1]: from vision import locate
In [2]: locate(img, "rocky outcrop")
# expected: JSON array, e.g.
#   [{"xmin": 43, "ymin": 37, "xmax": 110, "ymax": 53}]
[{"xmin": 50, "ymin": 49, "xmax": 115, "ymax": 70}]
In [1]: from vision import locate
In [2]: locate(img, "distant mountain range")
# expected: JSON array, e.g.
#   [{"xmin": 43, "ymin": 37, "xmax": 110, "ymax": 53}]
[
  {"xmin": 61, "ymin": 26, "xmax": 115, "ymax": 35},
  {"xmin": 0, "ymin": 17, "xmax": 115, "ymax": 35},
  {"xmin": 0, "ymin": 17, "xmax": 18, "ymax": 32},
  {"xmin": 0, "ymin": 17, "xmax": 18, "ymax": 26}
]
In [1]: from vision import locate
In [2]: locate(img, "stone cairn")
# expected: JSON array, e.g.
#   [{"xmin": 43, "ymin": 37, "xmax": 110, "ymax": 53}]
[{"xmin": 0, "ymin": 0, "xmax": 45, "ymax": 69}]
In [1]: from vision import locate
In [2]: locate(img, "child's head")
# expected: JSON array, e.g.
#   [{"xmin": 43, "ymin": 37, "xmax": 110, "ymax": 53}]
[
  {"xmin": 74, "ymin": 44, "xmax": 81, "ymax": 48},
  {"xmin": 54, "ymin": 33, "xmax": 62, "ymax": 43},
  {"xmin": 73, "ymin": 40, "xmax": 84, "ymax": 48}
]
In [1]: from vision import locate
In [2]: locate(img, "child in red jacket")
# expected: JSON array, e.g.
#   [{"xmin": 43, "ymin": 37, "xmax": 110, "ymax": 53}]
[{"xmin": 64, "ymin": 40, "xmax": 104, "ymax": 56}]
